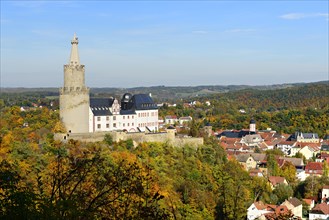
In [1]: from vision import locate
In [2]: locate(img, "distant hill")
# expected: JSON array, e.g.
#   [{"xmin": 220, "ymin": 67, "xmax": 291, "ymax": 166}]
[
  {"xmin": 1, "ymin": 80, "xmax": 328, "ymax": 103},
  {"xmin": 202, "ymin": 82, "xmax": 329, "ymax": 110}
]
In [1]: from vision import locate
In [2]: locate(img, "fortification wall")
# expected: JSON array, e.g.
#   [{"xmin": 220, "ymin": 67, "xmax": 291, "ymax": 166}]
[
  {"xmin": 54, "ymin": 131, "xmax": 203, "ymax": 147},
  {"xmin": 173, "ymin": 137, "xmax": 204, "ymax": 147}
]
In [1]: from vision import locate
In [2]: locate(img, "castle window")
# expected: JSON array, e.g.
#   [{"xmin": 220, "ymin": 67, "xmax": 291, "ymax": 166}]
[
  {"xmin": 132, "ymin": 116, "xmax": 134, "ymax": 119},
  {"xmin": 97, "ymin": 124, "xmax": 101, "ymax": 129},
  {"xmin": 106, "ymin": 124, "xmax": 109, "ymax": 128},
  {"xmin": 123, "ymin": 123, "xmax": 125, "ymax": 127},
  {"xmin": 127, "ymin": 116, "xmax": 129, "ymax": 119},
  {"xmin": 97, "ymin": 117, "xmax": 101, "ymax": 121},
  {"xmin": 128, "ymin": 123, "xmax": 130, "ymax": 126},
  {"xmin": 113, "ymin": 123, "xmax": 116, "ymax": 128},
  {"xmin": 123, "ymin": 116, "xmax": 125, "ymax": 119},
  {"xmin": 106, "ymin": 116, "xmax": 109, "ymax": 121},
  {"xmin": 113, "ymin": 116, "xmax": 116, "ymax": 120},
  {"xmin": 132, "ymin": 123, "xmax": 134, "ymax": 126}
]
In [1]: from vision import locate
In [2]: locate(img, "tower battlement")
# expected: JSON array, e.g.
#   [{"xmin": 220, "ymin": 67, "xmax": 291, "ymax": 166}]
[
  {"xmin": 64, "ymin": 64, "xmax": 85, "ymax": 71},
  {"xmin": 60, "ymin": 86, "xmax": 89, "ymax": 94}
]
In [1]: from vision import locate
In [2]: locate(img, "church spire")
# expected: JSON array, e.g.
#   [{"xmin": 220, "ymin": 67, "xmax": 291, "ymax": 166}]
[{"xmin": 69, "ymin": 33, "xmax": 80, "ymax": 66}]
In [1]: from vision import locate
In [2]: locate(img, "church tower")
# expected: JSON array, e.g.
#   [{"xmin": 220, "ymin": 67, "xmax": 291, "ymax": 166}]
[
  {"xmin": 60, "ymin": 34, "xmax": 90, "ymax": 133},
  {"xmin": 249, "ymin": 118, "xmax": 256, "ymax": 133}
]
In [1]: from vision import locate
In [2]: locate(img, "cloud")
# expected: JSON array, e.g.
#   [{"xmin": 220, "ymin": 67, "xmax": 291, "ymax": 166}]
[
  {"xmin": 192, "ymin": 30, "xmax": 208, "ymax": 34},
  {"xmin": 224, "ymin": 29, "xmax": 255, "ymax": 33},
  {"xmin": 280, "ymin": 13, "xmax": 329, "ymax": 20}
]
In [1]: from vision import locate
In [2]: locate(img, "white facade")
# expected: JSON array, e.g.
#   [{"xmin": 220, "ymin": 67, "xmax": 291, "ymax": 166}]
[
  {"xmin": 247, "ymin": 203, "xmax": 270, "ymax": 220},
  {"xmin": 299, "ymin": 146, "xmax": 320, "ymax": 160},
  {"xmin": 179, "ymin": 116, "xmax": 192, "ymax": 125},
  {"xmin": 89, "ymin": 97, "xmax": 158, "ymax": 133},
  {"xmin": 165, "ymin": 116, "xmax": 178, "ymax": 125},
  {"xmin": 309, "ymin": 213, "xmax": 329, "ymax": 220},
  {"xmin": 135, "ymin": 110, "xmax": 158, "ymax": 132},
  {"xmin": 322, "ymin": 187, "xmax": 329, "ymax": 200}
]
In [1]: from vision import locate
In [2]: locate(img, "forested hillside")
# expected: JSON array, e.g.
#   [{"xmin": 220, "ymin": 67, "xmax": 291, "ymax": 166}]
[
  {"xmin": 1, "ymin": 82, "xmax": 328, "ymax": 137},
  {"xmin": 1, "ymin": 106, "xmax": 329, "ymax": 219},
  {"xmin": 1, "ymin": 81, "xmax": 327, "ymax": 103},
  {"xmin": 159, "ymin": 83, "xmax": 329, "ymax": 137},
  {"xmin": 1, "ymin": 81, "xmax": 329, "ymax": 219}
]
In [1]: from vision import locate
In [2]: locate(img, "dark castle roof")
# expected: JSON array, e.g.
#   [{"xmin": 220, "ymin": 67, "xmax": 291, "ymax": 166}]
[
  {"xmin": 288, "ymin": 132, "xmax": 319, "ymax": 141},
  {"xmin": 90, "ymin": 94, "xmax": 157, "ymax": 116},
  {"xmin": 90, "ymin": 98, "xmax": 114, "ymax": 116},
  {"xmin": 217, "ymin": 130, "xmax": 256, "ymax": 138},
  {"xmin": 131, "ymin": 94, "xmax": 157, "ymax": 110},
  {"xmin": 121, "ymin": 93, "xmax": 157, "ymax": 112}
]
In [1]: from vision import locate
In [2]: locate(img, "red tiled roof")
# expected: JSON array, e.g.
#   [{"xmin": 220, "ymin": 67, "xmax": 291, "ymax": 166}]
[
  {"xmin": 254, "ymin": 201, "xmax": 267, "ymax": 210},
  {"xmin": 323, "ymin": 185, "xmax": 329, "ymax": 189},
  {"xmin": 266, "ymin": 204, "xmax": 278, "ymax": 211},
  {"xmin": 165, "ymin": 115, "xmax": 177, "ymax": 119},
  {"xmin": 276, "ymin": 158, "xmax": 285, "ymax": 167},
  {"xmin": 311, "ymin": 203, "xmax": 329, "ymax": 215},
  {"xmin": 226, "ymin": 151, "xmax": 242, "ymax": 156},
  {"xmin": 305, "ymin": 162, "xmax": 323, "ymax": 171},
  {"xmin": 320, "ymin": 152, "xmax": 329, "ymax": 158},
  {"xmin": 269, "ymin": 176, "xmax": 286, "ymax": 186},
  {"xmin": 249, "ymin": 169, "xmax": 263, "ymax": 177},
  {"xmin": 296, "ymin": 142, "xmax": 321, "ymax": 149},
  {"xmin": 275, "ymin": 205, "xmax": 289, "ymax": 215},
  {"xmin": 303, "ymin": 199, "xmax": 313, "ymax": 206},
  {"xmin": 265, "ymin": 140, "xmax": 274, "ymax": 146},
  {"xmin": 277, "ymin": 140, "xmax": 295, "ymax": 146}
]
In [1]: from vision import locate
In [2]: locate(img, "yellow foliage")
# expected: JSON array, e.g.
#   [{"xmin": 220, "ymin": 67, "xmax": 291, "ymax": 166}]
[
  {"xmin": 52, "ymin": 121, "xmax": 66, "ymax": 133},
  {"xmin": 1, "ymin": 131, "xmax": 14, "ymax": 148}
]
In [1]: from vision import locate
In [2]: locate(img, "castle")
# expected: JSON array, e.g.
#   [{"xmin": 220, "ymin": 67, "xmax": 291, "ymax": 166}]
[
  {"xmin": 60, "ymin": 34, "xmax": 159, "ymax": 134},
  {"xmin": 57, "ymin": 34, "xmax": 203, "ymax": 147}
]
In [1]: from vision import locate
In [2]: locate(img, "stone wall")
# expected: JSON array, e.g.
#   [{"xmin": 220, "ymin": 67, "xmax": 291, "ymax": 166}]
[{"xmin": 54, "ymin": 131, "xmax": 203, "ymax": 147}]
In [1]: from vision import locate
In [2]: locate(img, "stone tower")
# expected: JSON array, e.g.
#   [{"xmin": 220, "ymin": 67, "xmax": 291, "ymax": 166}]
[{"xmin": 59, "ymin": 34, "xmax": 90, "ymax": 133}]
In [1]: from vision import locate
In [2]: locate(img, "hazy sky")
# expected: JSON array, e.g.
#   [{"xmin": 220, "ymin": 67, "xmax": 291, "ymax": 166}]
[{"xmin": 1, "ymin": 1, "xmax": 328, "ymax": 87}]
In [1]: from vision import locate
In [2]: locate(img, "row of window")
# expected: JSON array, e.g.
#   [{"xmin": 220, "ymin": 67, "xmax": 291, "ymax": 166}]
[
  {"xmin": 138, "ymin": 122, "xmax": 157, "ymax": 127},
  {"xmin": 122, "ymin": 115, "xmax": 134, "ymax": 120},
  {"xmin": 138, "ymin": 112, "xmax": 157, "ymax": 117},
  {"xmin": 96, "ymin": 122, "xmax": 158, "ymax": 129},
  {"xmin": 97, "ymin": 122, "xmax": 135, "ymax": 129},
  {"xmin": 97, "ymin": 124, "xmax": 110, "ymax": 129},
  {"xmin": 96, "ymin": 115, "xmax": 135, "ymax": 121},
  {"xmin": 141, "ymin": 103, "xmax": 156, "ymax": 107}
]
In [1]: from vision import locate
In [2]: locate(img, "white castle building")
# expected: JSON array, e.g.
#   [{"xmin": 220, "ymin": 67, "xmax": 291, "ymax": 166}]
[{"xmin": 60, "ymin": 34, "xmax": 158, "ymax": 133}]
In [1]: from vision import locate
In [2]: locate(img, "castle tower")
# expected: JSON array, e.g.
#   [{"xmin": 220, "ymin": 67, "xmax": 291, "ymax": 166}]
[
  {"xmin": 249, "ymin": 119, "xmax": 256, "ymax": 133},
  {"xmin": 59, "ymin": 34, "xmax": 90, "ymax": 133}
]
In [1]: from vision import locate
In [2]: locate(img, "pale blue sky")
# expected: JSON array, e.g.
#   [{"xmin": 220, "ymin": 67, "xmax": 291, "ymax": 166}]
[{"xmin": 1, "ymin": 1, "xmax": 328, "ymax": 87}]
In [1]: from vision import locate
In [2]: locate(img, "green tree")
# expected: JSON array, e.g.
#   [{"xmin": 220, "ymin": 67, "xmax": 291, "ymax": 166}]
[
  {"xmin": 104, "ymin": 133, "xmax": 113, "ymax": 146},
  {"xmin": 214, "ymin": 161, "xmax": 250, "ymax": 220},
  {"xmin": 281, "ymin": 161, "xmax": 297, "ymax": 185},
  {"xmin": 266, "ymin": 154, "xmax": 281, "ymax": 176},
  {"xmin": 273, "ymin": 183, "xmax": 293, "ymax": 204}
]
